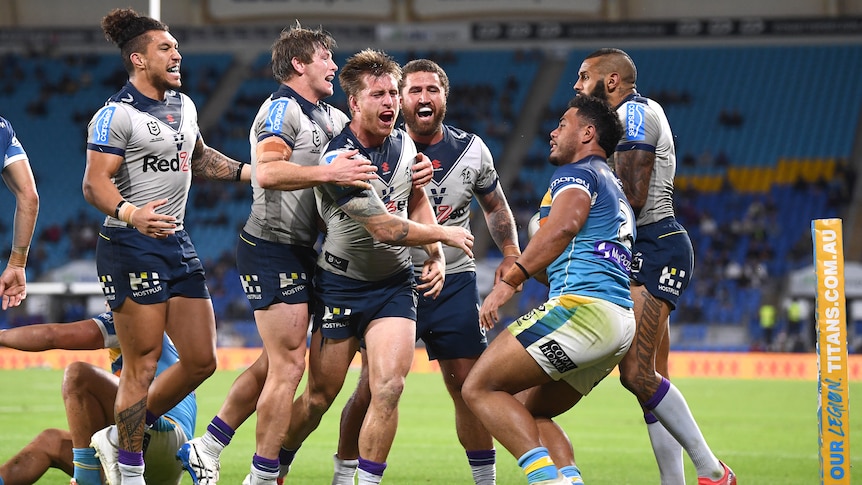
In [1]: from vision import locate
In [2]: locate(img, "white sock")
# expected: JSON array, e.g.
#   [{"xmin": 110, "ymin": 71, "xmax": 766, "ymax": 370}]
[
  {"xmin": 118, "ymin": 463, "xmax": 145, "ymax": 485},
  {"xmin": 201, "ymin": 431, "xmax": 226, "ymax": 458},
  {"xmin": 650, "ymin": 382, "xmax": 722, "ymax": 478},
  {"xmin": 248, "ymin": 465, "xmax": 279, "ymax": 485},
  {"xmin": 357, "ymin": 468, "xmax": 383, "ymax": 485},
  {"xmin": 332, "ymin": 454, "xmax": 358, "ymax": 485},
  {"xmin": 646, "ymin": 418, "xmax": 685, "ymax": 485}
]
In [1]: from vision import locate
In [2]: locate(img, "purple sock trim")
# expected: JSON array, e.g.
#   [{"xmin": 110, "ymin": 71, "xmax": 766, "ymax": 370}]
[
  {"xmin": 358, "ymin": 456, "xmax": 387, "ymax": 476},
  {"xmin": 252, "ymin": 454, "xmax": 280, "ymax": 474},
  {"xmin": 643, "ymin": 411, "xmax": 659, "ymax": 424},
  {"xmin": 207, "ymin": 415, "xmax": 235, "ymax": 446},
  {"xmin": 145, "ymin": 410, "xmax": 158, "ymax": 427},
  {"xmin": 643, "ymin": 377, "xmax": 671, "ymax": 410},
  {"xmin": 466, "ymin": 449, "xmax": 496, "ymax": 466},
  {"xmin": 118, "ymin": 449, "xmax": 144, "ymax": 467}
]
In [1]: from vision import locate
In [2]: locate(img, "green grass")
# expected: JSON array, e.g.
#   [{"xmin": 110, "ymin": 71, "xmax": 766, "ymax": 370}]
[{"xmin": 1, "ymin": 369, "xmax": 860, "ymax": 484}]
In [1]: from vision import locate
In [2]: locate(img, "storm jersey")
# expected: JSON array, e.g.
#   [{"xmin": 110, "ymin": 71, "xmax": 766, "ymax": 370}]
[
  {"xmin": 87, "ymin": 82, "xmax": 198, "ymax": 231},
  {"xmin": 537, "ymin": 155, "xmax": 635, "ymax": 308},
  {"xmin": 92, "ymin": 312, "xmax": 196, "ymax": 441},
  {"xmin": 1, "ymin": 116, "xmax": 27, "ymax": 169},
  {"xmin": 243, "ymin": 85, "xmax": 349, "ymax": 246},
  {"xmin": 315, "ymin": 127, "xmax": 417, "ymax": 281},
  {"xmin": 409, "ymin": 125, "xmax": 497, "ymax": 275},
  {"xmin": 614, "ymin": 93, "xmax": 676, "ymax": 226}
]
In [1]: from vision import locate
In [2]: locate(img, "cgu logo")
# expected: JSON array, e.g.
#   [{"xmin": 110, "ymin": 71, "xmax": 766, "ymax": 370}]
[{"xmin": 143, "ymin": 152, "xmax": 190, "ymax": 172}]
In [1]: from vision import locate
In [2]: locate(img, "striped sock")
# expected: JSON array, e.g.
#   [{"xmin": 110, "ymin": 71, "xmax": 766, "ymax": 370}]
[
  {"xmin": 251, "ymin": 453, "xmax": 280, "ymax": 482},
  {"xmin": 517, "ymin": 447, "xmax": 559, "ymax": 483},
  {"xmin": 72, "ymin": 447, "xmax": 102, "ymax": 485},
  {"xmin": 207, "ymin": 415, "xmax": 235, "ymax": 448},
  {"xmin": 559, "ymin": 465, "xmax": 584, "ymax": 484},
  {"xmin": 278, "ymin": 447, "xmax": 298, "ymax": 477},
  {"xmin": 466, "ymin": 449, "xmax": 496, "ymax": 485},
  {"xmin": 357, "ymin": 457, "xmax": 386, "ymax": 484}
]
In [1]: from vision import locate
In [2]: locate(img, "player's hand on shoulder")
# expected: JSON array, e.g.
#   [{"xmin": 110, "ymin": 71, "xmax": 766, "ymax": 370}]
[
  {"xmin": 411, "ymin": 153, "xmax": 433, "ymax": 189},
  {"xmin": 326, "ymin": 149, "xmax": 377, "ymax": 189}
]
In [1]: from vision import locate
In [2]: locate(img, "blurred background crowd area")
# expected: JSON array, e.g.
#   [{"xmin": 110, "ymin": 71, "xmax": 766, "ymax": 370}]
[{"xmin": 1, "ymin": 0, "xmax": 862, "ymax": 353}]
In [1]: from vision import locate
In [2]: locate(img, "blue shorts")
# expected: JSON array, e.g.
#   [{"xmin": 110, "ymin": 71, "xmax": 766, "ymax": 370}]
[
  {"xmin": 96, "ymin": 227, "xmax": 209, "ymax": 310},
  {"xmin": 312, "ymin": 267, "xmax": 417, "ymax": 340},
  {"xmin": 236, "ymin": 231, "xmax": 316, "ymax": 310},
  {"xmin": 416, "ymin": 271, "xmax": 487, "ymax": 361},
  {"xmin": 630, "ymin": 217, "xmax": 693, "ymax": 309}
]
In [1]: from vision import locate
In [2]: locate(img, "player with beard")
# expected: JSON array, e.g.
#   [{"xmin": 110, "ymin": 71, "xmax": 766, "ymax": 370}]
[
  {"xmin": 573, "ymin": 48, "xmax": 735, "ymax": 485},
  {"xmin": 327, "ymin": 59, "xmax": 521, "ymax": 485}
]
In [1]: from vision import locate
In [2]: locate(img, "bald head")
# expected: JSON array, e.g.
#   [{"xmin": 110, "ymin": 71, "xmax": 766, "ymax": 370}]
[{"xmin": 585, "ymin": 48, "xmax": 637, "ymax": 87}]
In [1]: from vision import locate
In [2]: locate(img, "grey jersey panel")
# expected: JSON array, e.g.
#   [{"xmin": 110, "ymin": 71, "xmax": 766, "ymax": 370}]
[
  {"xmin": 616, "ymin": 95, "xmax": 676, "ymax": 226},
  {"xmin": 409, "ymin": 125, "xmax": 497, "ymax": 274},
  {"xmin": 87, "ymin": 88, "xmax": 198, "ymax": 230},
  {"xmin": 243, "ymin": 94, "xmax": 349, "ymax": 245},
  {"xmin": 315, "ymin": 128, "xmax": 417, "ymax": 281}
]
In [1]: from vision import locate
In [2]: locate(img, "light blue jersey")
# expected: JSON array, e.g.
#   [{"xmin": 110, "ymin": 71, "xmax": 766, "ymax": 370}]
[
  {"xmin": 0, "ymin": 116, "xmax": 27, "ymax": 169},
  {"xmin": 92, "ymin": 312, "xmax": 197, "ymax": 440},
  {"xmin": 538, "ymin": 155, "xmax": 635, "ymax": 308}
]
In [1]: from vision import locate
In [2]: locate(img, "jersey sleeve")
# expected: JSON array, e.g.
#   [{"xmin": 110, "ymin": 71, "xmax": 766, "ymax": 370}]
[
  {"xmin": 318, "ymin": 145, "xmax": 368, "ymax": 205},
  {"xmin": 87, "ymin": 104, "xmax": 132, "ymax": 157},
  {"xmin": 257, "ymin": 98, "xmax": 302, "ymax": 149},
  {"xmin": 91, "ymin": 312, "xmax": 119, "ymax": 349},
  {"xmin": 549, "ymin": 163, "xmax": 597, "ymax": 201},
  {"xmin": 1, "ymin": 117, "xmax": 28, "ymax": 169},
  {"xmin": 617, "ymin": 101, "xmax": 661, "ymax": 154},
  {"xmin": 473, "ymin": 136, "xmax": 499, "ymax": 195}
]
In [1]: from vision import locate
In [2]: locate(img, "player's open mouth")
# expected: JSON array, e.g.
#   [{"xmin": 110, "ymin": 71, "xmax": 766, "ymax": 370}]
[
  {"xmin": 417, "ymin": 107, "xmax": 433, "ymax": 118},
  {"xmin": 380, "ymin": 113, "xmax": 394, "ymax": 123}
]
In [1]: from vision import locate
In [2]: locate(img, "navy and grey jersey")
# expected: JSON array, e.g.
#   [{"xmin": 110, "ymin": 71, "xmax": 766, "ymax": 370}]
[
  {"xmin": 87, "ymin": 82, "xmax": 198, "ymax": 231},
  {"xmin": 243, "ymin": 84, "xmax": 349, "ymax": 246},
  {"xmin": 614, "ymin": 92, "xmax": 676, "ymax": 227},
  {"xmin": 409, "ymin": 125, "xmax": 497, "ymax": 275},
  {"xmin": 315, "ymin": 127, "xmax": 417, "ymax": 281},
  {"xmin": 1, "ymin": 116, "xmax": 27, "ymax": 169}
]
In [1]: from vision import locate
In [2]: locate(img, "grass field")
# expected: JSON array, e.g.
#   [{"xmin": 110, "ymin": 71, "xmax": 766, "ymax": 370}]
[{"xmin": 1, "ymin": 368, "xmax": 860, "ymax": 484}]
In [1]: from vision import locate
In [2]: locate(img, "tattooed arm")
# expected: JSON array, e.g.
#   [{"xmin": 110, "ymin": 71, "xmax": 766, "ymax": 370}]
[
  {"xmin": 613, "ymin": 148, "xmax": 654, "ymax": 213},
  {"xmin": 339, "ymin": 188, "xmax": 473, "ymax": 257},
  {"xmin": 191, "ymin": 138, "xmax": 251, "ymax": 182},
  {"xmin": 476, "ymin": 183, "xmax": 521, "ymax": 283}
]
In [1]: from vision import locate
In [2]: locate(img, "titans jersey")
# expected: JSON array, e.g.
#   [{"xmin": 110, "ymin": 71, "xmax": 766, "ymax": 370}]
[
  {"xmin": 409, "ymin": 125, "xmax": 497, "ymax": 275},
  {"xmin": 1, "ymin": 116, "xmax": 27, "ymax": 169},
  {"xmin": 315, "ymin": 127, "xmax": 417, "ymax": 281},
  {"xmin": 243, "ymin": 85, "xmax": 349, "ymax": 246},
  {"xmin": 538, "ymin": 155, "xmax": 635, "ymax": 308},
  {"xmin": 93, "ymin": 312, "xmax": 196, "ymax": 441},
  {"xmin": 614, "ymin": 93, "xmax": 676, "ymax": 226},
  {"xmin": 87, "ymin": 82, "xmax": 199, "ymax": 231}
]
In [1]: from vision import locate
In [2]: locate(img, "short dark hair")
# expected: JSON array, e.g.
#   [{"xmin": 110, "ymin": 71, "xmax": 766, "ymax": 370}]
[
  {"xmin": 567, "ymin": 95, "xmax": 624, "ymax": 158},
  {"xmin": 101, "ymin": 8, "xmax": 169, "ymax": 73},
  {"xmin": 401, "ymin": 59, "xmax": 449, "ymax": 98}
]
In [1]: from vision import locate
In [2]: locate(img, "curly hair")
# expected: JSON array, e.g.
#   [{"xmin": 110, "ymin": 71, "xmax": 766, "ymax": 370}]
[{"xmin": 338, "ymin": 49, "xmax": 401, "ymax": 104}]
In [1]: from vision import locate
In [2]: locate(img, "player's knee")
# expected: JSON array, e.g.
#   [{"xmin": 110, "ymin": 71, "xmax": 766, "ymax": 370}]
[
  {"xmin": 370, "ymin": 376, "xmax": 405, "ymax": 409},
  {"xmin": 62, "ymin": 361, "xmax": 98, "ymax": 397}
]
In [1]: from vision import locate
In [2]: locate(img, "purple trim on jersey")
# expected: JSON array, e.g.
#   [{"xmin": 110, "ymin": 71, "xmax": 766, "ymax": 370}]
[{"xmin": 473, "ymin": 176, "xmax": 498, "ymax": 195}]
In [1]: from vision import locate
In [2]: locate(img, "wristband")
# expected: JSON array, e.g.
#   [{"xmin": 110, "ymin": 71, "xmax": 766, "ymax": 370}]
[
  {"xmin": 234, "ymin": 164, "xmax": 243, "ymax": 181},
  {"xmin": 114, "ymin": 200, "xmax": 126, "ymax": 219},
  {"xmin": 8, "ymin": 245, "xmax": 28, "ymax": 268},
  {"xmin": 500, "ymin": 277, "xmax": 518, "ymax": 289},
  {"xmin": 514, "ymin": 261, "xmax": 531, "ymax": 280},
  {"xmin": 118, "ymin": 202, "xmax": 139, "ymax": 225},
  {"xmin": 502, "ymin": 244, "xmax": 521, "ymax": 258}
]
